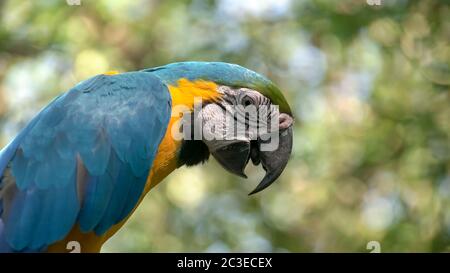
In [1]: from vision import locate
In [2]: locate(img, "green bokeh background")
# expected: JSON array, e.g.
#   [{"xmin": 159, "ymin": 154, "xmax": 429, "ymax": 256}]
[{"xmin": 0, "ymin": 0, "xmax": 448, "ymax": 252}]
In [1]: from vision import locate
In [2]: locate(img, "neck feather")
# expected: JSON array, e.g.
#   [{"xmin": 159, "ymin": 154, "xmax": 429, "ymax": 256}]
[{"xmin": 144, "ymin": 78, "xmax": 221, "ymax": 193}]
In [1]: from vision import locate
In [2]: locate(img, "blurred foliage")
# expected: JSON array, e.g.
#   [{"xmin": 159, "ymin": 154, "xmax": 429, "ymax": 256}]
[{"xmin": 0, "ymin": 0, "xmax": 449, "ymax": 252}]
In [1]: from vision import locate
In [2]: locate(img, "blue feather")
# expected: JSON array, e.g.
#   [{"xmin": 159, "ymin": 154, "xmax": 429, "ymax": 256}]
[
  {"xmin": 0, "ymin": 72, "xmax": 171, "ymax": 251},
  {"xmin": 143, "ymin": 61, "xmax": 267, "ymax": 89},
  {"xmin": 78, "ymin": 151, "xmax": 119, "ymax": 232}
]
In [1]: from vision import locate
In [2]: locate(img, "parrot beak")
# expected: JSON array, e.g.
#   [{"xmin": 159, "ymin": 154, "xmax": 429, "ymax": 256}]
[
  {"xmin": 211, "ymin": 141, "xmax": 250, "ymax": 179},
  {"xmin": 249, "ymin": 126, "xmax": 293, "ymax": 195},
  {"xmin": 211, "ymin": 126, "xmax": 293, "ymax": 195}
]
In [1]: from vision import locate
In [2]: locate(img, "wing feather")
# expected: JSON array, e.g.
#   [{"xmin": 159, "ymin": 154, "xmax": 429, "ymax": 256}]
[{"xmin": 0, "ymin": 72, "xmax": 171, "ymax": 251}]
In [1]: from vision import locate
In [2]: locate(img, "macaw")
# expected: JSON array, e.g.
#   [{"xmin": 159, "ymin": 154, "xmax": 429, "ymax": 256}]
[{"xmin": 0, "ymin": 62, "xmax": 293, "ymax": 252}]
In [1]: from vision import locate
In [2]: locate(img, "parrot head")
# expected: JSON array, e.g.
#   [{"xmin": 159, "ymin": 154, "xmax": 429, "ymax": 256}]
[{"xmin": 147, "ymin": 62, "xmax": 294, "ymax": 195}]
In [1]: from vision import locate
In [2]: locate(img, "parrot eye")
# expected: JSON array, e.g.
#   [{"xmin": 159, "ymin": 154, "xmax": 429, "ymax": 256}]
[{"xmin": 241, "ymin": 96, "xmax": 254, "ymax": 107}]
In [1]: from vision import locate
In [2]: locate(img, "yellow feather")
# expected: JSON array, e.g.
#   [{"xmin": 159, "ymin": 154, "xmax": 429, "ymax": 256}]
[{"xmin": 103, "ymin": 70, "xmax": 120, "ymax": 76}]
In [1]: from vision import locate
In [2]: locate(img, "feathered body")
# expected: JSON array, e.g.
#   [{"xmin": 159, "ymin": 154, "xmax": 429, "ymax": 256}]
[{"xmin": 0, "ymin": 62, "xmax": 292, "ymax": 252}]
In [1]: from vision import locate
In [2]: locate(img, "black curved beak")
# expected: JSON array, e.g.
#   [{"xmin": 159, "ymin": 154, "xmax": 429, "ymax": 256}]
[
  {"xmin": 211, "ymin": 141, "xmax": 250, "ymax": 179},
  {"xmin": 249, "ymin": 126, "xmax": 293, "ymax": 195},
  {"xmin": 211, "ymin": 126, "xmax": 293, "ymax": 195}
]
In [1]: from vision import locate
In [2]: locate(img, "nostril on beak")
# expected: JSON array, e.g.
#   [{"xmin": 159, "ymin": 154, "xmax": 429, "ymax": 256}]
[{"xmin": 279, "ymin": 113, "xmax": 293, "ymax": 130}]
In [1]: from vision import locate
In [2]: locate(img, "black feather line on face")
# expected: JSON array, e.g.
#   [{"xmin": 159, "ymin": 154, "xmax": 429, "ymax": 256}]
[
  {"xmin": 178, "ymin": 140, "xmax": 210, "ymax": 167},
  {"xmin": 176, "ymin": 99, "xmax": 216, "ymax": 168}
]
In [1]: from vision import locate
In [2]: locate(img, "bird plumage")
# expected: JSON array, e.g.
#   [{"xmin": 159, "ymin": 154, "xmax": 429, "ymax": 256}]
[
  {"xmin": 0, "ymin": 72, "xmax": 171, "ymax": 251},
  {"xmin": 0, "ymin": 62, "xmax": 292, "ymax": 252},
  {"xmin": 143, "ymin": 62, "xmax": 291, "ymax": 114}
]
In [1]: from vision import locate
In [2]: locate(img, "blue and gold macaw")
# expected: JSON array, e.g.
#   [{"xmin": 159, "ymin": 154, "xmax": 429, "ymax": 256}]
[{"xmin": 0, "ymin": 62, "xmax": 293, "ymax": 252}]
